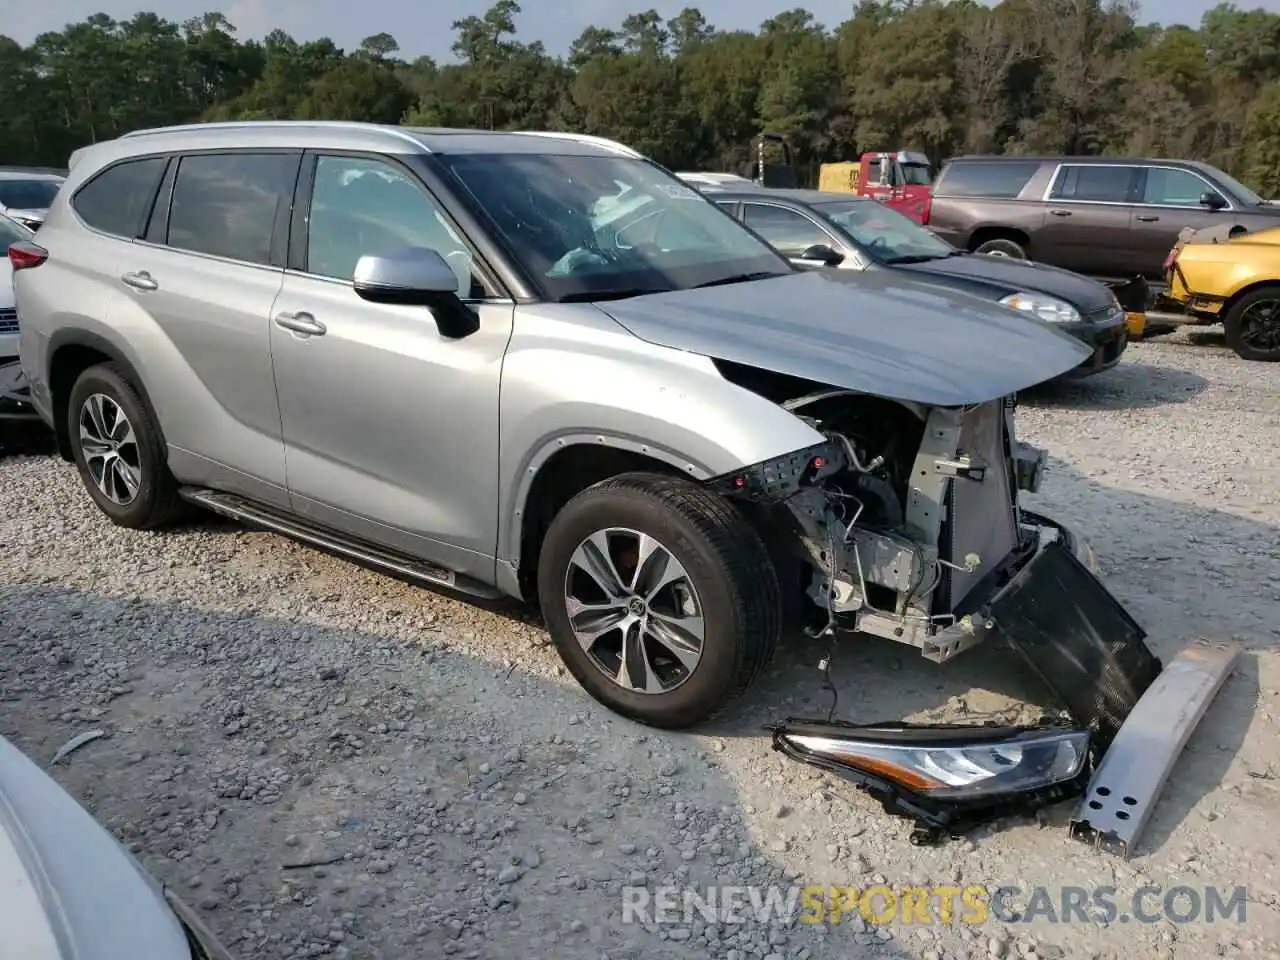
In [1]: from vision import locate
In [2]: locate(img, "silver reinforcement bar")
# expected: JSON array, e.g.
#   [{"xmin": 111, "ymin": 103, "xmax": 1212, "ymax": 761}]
[{"xmin": 1069, "ymin": 638, "xmax": 1240, "ymax": 858}]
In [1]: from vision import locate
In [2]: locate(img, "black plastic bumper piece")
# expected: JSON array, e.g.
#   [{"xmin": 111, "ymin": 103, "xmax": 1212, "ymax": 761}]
[{"xmin": 986, "ymin": 538, "xmax": 1162, "ymax": 751}]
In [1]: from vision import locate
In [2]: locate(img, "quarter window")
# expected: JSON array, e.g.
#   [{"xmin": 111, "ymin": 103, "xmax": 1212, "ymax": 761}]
[
  {"xmin": 1141, "ymin": 167, "xmax": 1216, "ymax": 207},
  {"xmin": 167, "ymin": 153, "xmax": 298, "ymax": 265},
  {"xmin": 743, "ymin": 204, "xmax": 836, "ymax": 257},
  {"xmin": 72, "ymin": 157, "xmax": 167, "ymax": 238},
  {"xmin": 306, "ymin": 155, "xmax": 481, "ymax": 296},
  {"xmin": 934, "ymin": 160, "xmax": 1040, "ymax": 199},
  {"xmin": 1050, "ymin": 165, "xmax": 1135, "ymax": 203}
]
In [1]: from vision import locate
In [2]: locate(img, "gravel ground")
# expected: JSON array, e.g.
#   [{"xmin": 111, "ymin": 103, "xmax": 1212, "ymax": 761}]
[{"xmin": 2, "ymin": 328, "xmax": 1278, "ymax": 960}]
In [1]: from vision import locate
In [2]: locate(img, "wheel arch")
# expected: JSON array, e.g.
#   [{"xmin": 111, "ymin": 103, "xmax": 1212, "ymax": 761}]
[
  {"xmin": 968, "ymin": 225, "xmax": 1031, "ymax": 253},
  {"xmin": 47, "ymin": 329, "xmax": 162, "ymax": 463},
  {"xmin": 1222, "ymin": 277, "xmax": 1280, "ymax": 317},
  {"xmin": 502, "ymin": 435, "xmax": 706, "ymax": 601}
]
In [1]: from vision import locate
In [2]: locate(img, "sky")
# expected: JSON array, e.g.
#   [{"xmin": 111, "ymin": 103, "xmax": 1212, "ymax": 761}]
[{"xmin": 1, "ymin": 0, "xmax": 1272, "ymax": 61}]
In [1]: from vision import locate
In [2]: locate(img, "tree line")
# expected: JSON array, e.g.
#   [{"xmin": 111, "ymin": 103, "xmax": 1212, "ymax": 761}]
[{"xmin": 2, "ymin": 0, "xmax": 1279, "ymax": 194}]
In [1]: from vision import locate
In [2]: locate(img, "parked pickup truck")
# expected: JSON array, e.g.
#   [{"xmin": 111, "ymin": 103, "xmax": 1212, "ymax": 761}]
[{"xmin": 925, "ymin": 155, "xmax": 1279, "ymax": 282}]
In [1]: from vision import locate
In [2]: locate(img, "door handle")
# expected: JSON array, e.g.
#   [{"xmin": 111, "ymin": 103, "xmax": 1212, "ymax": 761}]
[
  {"xmin": 1136, "ymin": 215, "xmax": 1160, "ymax": 222},
  {"xmin": 121, "ymin": 270, "xmax": 158, "ymax": 291},
  {"xmin": 1048, "ymin": 209, "xmax": 1072, "ymax": 217},
  {"xmin": 274, "ymin": 312, "xmax": 326, "ymax": 336}
]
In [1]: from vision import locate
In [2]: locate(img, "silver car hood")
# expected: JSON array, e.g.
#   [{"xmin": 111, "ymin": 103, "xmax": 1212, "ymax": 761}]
[
  {"xmin": 594, "ymin": 270, "xmax": 1091, "ymax": 406},
  {"xmin": 0, "ymin": 735, "xmax": 191, "ymax": 959}
]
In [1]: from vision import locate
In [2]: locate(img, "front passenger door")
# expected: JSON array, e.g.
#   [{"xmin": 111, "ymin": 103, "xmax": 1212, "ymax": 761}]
[{"xmin": 268, "ymin": 153, "xmax": 514, "ymax": 581}]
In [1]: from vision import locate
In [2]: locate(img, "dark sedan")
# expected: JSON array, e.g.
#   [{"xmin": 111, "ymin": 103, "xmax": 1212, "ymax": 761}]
[{"xmin": 700, "ymin": 187, "xmax": 1129, "ymax": 379}]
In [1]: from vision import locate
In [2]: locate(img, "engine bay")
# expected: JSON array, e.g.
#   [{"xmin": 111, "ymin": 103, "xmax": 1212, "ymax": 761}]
[{"xmin": 711, "ymin": 362, "xmax": 1050, "ymax": 661}]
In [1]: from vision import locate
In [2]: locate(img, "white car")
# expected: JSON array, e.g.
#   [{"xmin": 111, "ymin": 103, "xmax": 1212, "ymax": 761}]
[
  {"xmin": 2, "ymin": 212, "xmax": 41, "ymax": 421},
  {"xmin": 0, "ymin": 169, "xmax": 64, "ymax": 230},
  {"xmin": 2, "ymin": 211, "xmax": 32, "ymax": 362},
  {"xmin": 0, "ymin": 733, "xmax": 234, "ymax": 958}
]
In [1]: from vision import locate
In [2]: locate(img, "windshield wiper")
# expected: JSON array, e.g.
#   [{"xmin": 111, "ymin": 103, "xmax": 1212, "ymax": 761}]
[
  {"xmin": 882, "ymin": 254, "xmax": 947, "ymax": 265},
  {"xmin": 693, "ymin": 271, "xmax": 781, "ymax": 289},
  {"xmin": 558, "ymin": 288, "xmax": 666, "ymax": 303}
]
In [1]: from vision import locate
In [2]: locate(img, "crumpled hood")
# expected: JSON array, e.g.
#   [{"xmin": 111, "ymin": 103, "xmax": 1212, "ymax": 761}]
[
  {"xmin": 594, "ymin": 270, "xmax": 1091, "ymax": 406},
  {"xmin": 0, "ymin": 735, "xmax": 191, "ymax": 960},
  {"xmin": 893, "ymin": 252, "xmax": 1116, "ymax": 315}
]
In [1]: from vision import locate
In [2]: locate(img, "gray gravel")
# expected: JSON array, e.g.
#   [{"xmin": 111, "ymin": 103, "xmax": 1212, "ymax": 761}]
[{"xmin": 2, "ymin": 329, "xmax": 1278, "ymax": 960}]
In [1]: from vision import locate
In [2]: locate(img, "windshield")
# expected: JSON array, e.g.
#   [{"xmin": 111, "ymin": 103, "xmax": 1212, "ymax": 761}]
[
  {"xmin": 900, "ymin": 163, "xmax": 932, "ymax": 186},
  {"xmin": 0, "ymin": 214, "xmax": 33, "ymax": 245},
  {"xmin": 437, "ymin": 153, "xmax": 791, "ymax": 300},
  {"xmin": 1207, "ymin": 167, "xmax": 1265, "ymax": 206},
  {"xmin": 816, "ymin": 200, "xmax": 955, "ymax": 262},
  {"xmin": 0, "ymin": 179, "xmax": 60, "ymax": 210}
]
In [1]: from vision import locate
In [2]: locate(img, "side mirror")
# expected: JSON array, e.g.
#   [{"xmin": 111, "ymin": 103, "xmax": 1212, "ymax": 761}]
[
  {"xmin": 794, "ymin": 244, "xmax": 845, "ymax": 267},
  {"xmin": 352, "ymin": 247, "xmax": 478, "ymax": 338},
  {"xmin": 1199, "ymin": 191, "xmax": 1228, "ymax": 211}
]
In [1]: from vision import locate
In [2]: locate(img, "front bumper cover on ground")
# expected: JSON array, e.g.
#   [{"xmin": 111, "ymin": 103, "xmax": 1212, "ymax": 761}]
[{"xmin": 771, "ymin": 513, "xmax": 1240, "ymax": 856}]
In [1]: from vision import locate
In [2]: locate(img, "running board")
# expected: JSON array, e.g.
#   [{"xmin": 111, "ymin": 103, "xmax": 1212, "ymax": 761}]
[
  {"xmin": 1068, "ymin": 638, "xmax": 1240, "ymax": 858},
  {"xmin": 179, "ymin": 487, "xmax": 504, "ymax": 600}
]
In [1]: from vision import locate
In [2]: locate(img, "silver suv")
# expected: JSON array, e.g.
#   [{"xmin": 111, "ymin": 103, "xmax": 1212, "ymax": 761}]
[{"xmin": 14, "ymin": 121, "xmax": 1122, "ymax": 729}]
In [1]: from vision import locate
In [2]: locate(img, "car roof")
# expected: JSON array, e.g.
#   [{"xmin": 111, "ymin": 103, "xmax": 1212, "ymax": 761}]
[
  {"xmin": 703, "ymin": 188, "xmax": 871, "ymax": 206},
  {"xmin": 109, "ymin": 121, "xmax": 640, "ymax": 158},
  {"xmin": 944, "ymin": 155, "xmax": 1212, "ymax": 168},
  {"xmin": 0, "ymin": 170, "xmax": 63, "ymax": 182}
]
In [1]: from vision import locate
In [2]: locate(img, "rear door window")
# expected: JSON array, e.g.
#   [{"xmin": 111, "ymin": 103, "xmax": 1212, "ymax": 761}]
[
  {"xmin": 1049, "ymin": 165, "xmax": 1137, "ymax": 203},
  {"xmin": 72, "ymin": 158, "xmax": 167, "ymax": 238},
  {"xmin": 165, "ymin": 152, "xmax": 300, "ymax": 266},
  {"xmin": 934, "ymin": 160, "xmax": 1041, "ymax": 199}
]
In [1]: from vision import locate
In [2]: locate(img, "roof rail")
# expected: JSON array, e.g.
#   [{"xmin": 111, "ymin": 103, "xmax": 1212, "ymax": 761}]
[
  {"xmin": 511, "ymin": 131, "xmax": 640, "ymax": 158},
  {"xmin": 117, "ymin": 120, "xmax": 428, "ymax": 152}
]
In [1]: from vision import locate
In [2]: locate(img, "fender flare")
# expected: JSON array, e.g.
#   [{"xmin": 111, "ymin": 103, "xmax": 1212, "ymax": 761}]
[
  {"xmin": 46, "ymin": 328, "xmax": 164, "ymax": 460},
  {"xmin": 499, "ymin": 430, "xmax": 715, "ymax": 564}
]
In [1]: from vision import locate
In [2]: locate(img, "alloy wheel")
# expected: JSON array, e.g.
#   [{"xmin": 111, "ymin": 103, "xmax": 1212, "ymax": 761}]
[
  {"xmin": 1239, "ymin": 298, "xmax": 1280, "ymax": 354},
  {"xmin": 563, "ymin": 527, "xmax": 705, "ymax": 694},
  {"xmin": 79, "ymin": 393, "xmax": 142, "ymax": 505}
]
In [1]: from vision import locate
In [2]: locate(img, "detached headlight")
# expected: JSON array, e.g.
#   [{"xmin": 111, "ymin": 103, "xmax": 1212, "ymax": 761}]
[
  {"xmin": 774, "ymin": 725, "xmax": 1089, "ymax": 800},
  {"xmin": 999, "ymin": 292, "xmax": 1081, "ymax": 324}
]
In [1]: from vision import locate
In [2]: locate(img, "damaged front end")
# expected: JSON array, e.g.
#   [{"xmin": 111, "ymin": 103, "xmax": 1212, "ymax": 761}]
[{"xmin": 709, "ymin": 379, "xmax": 1237, "ymax": 854}]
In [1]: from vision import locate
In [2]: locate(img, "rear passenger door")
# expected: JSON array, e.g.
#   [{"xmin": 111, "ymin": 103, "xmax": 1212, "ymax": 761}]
[
  {"xmin": 267, "ymin": 152, "xmax": 513, "ymax": 581},
  {"xmin": 1038, "ymin": 164, "xmax": 1141, "ymax": 277},
  {"xmin": 116, "ymin": 149, "xmax": 301, "ymax": 508}
]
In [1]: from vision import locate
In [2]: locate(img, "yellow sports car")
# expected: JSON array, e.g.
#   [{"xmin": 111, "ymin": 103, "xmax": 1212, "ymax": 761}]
[{"xmin": 1163, "ymin": 225, "xmax": 1280, "ymax": 362}]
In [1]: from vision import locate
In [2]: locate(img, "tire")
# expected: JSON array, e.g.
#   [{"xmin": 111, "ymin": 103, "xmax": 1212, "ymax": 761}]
[
  {"xmin": 1223, "ymin": 285, "xmax": 1280, "ymax": 362},
  {"xmin": 974, "ymin": 237, "xmax": 1027, "ymax": 259},
  {"xmin": 67, "ymin": 363, "xmax": 186, "ymax": 529},
  {"xmin": 537, "ymin": 472, "xmax": 781, "ymax": 729}
]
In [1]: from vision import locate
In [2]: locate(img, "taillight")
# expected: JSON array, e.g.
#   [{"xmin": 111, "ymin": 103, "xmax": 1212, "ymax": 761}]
[
  {"xmin": 1162, "ymin": 246, "xmax": 1178, "ymax": 273},
  {"xmin": 8, "ymin": 241, "xmax": 47, "ymax": 271}
]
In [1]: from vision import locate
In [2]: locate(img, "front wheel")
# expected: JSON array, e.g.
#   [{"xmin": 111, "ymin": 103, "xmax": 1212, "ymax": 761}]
[
  {"xmin": 536, "ymin": 472, "xmax": 780, "ymax": 729},
  {"xmin": 1223, "ymin": 285, "xmax": 1280, "ymax": 362}
]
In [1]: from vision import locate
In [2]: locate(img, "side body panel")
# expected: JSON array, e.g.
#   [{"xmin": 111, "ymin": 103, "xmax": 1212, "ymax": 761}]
[
  {"xmin": 495, "ymin": 302, "xmax": 827, "ymax": 568},
  {"xmin": 112, "ymin": 240, "xmax": 289, "ymax": 506},
  {"xmin": 269, "ymin": 273, "xmax": 514, "ymax": 580}
]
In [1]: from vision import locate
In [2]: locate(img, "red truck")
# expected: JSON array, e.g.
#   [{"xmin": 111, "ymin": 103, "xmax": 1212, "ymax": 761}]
[{"xmin": 816, "ymin": 150, "xmax": 934, "ymax": 223}]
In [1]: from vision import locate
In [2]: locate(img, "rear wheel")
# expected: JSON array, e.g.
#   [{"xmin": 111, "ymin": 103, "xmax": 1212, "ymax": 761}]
[
  {"xmin": 536, "ymin": 472, "xmax": 780, "ymax": 729},
  {"xmin": 1224, "ymin": 285, "xmax": 1280, "ymax": 362},
  {"xmin": 974, "ymin": 237, "xmax": 1027, "ymax": 259},
  {"xmin": 67, "ymin": 363, "xmax": 185, "ymax": 529}
]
